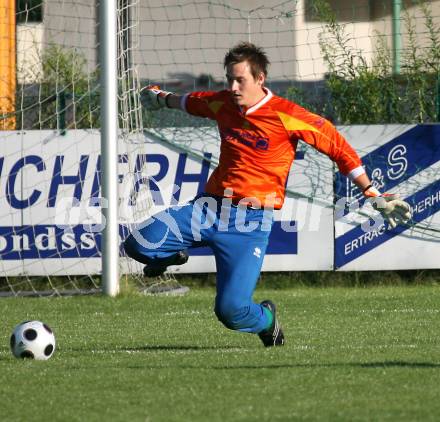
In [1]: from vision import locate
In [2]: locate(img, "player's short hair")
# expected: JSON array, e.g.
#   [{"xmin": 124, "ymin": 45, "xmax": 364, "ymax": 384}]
[{"xmin": 224, "ymin": 42, "xmax": 270, "ymax": 79}]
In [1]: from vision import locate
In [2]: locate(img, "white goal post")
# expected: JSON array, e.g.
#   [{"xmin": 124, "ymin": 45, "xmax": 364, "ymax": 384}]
[{"xmin": 99, "ymin": 0, "xmax": 119, "ymax": 296}]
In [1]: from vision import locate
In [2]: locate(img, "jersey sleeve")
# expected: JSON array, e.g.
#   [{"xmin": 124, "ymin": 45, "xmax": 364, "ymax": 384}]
[
  {"xmin": 278, "ymin": 103, "xmax": 362, "ymax": 176},
  {"xmin": 182, "ymin": 91, "xmax": 224, "ymax": 120}
]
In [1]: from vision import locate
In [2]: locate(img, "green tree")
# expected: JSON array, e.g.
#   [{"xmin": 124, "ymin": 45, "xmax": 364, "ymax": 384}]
[
  {"xmin": 29, "ymin": 45, "xmax": 100, "ymax": 130},
  {"xmin": 307, "ymin": 0, "xmax": 440, "ymax": 124}
]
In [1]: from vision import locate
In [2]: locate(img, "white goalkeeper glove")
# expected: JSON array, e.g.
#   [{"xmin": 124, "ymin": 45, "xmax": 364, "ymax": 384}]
[
  {"xmin": 364, "ymin": 185, "xmax": 412, "ymax": 229},
  {"xmin": 140, "ymin": 85, "xmax": 173, "ymax": 109}
]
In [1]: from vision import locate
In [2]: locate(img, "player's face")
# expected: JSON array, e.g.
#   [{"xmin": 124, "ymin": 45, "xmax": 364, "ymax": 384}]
[{"xmin": 226, "ymin": 61, "xmax": 265, "ymax": 108}]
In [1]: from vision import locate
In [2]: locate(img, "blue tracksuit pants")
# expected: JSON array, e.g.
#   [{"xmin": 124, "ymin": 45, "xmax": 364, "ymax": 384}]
[{"xmin": 124, "ymin": 194, "xmax": 273, "ymax": 333}]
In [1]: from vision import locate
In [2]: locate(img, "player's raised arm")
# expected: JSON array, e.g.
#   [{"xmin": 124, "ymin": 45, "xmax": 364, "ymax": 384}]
[
  {"xmin": 140, "ymin": 85, "xmax": 183, "ymax": 110},
  {"xmin": 141, "ymin": 84, "xmax": 221, "ymax": 120}
]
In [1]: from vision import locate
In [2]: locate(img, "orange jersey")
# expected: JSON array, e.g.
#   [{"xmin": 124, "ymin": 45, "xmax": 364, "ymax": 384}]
[{"xmin": 183, "ymin": 88, "xmax": 362, "ymax": 209}]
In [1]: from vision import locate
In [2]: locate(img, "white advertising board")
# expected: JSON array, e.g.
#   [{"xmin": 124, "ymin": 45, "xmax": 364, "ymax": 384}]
[{"xmin": 335, "ymin": 124, "xmax": 440, "ymax": 270}]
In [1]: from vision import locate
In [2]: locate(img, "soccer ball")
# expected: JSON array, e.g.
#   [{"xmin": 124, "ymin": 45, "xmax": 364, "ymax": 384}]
[{"xmin": 10, "ymin": 320, "xmax": 56, "ymax": 360}]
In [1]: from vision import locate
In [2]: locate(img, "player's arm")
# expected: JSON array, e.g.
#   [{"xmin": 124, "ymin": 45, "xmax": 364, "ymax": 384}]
[
  {"xmin": 329, "ymin": 141, "xmax": 412, "ymax": 229},
  {"xmin": 343, "ymin": 157, "xmax": 412, "ymax": 229},
  {"xmin": 289, "ymin": 107, "xmax": 412, "ymax": 228},
  {"xmin": 140, "ymin": 85, "xmax": 219, "ymax": 120},
  {"xmin": 352, "ymin": 173, "xmax": 412, "ymax": 229},
  {"xmin": 140, "ymin": 85, "xmax": 184, "ymax": 110}
]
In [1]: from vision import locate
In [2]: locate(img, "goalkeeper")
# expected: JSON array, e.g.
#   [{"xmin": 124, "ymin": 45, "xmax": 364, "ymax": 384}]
[{"xmin": 124, "ymin": 42, "xmax": 411, "ymax": 347}]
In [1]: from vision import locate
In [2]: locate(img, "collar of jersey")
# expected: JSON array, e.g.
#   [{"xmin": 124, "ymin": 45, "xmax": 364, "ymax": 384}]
[{"xmin": 242, "ymin": 88, "xmax": 273, "ymax": 116}]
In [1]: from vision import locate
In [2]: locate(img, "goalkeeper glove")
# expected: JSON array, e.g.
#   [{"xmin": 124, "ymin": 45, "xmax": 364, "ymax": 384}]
[
  {"xmin": 363, "ymin": 185, "xmax": 412, "ymax": 229},
  {"xmin": 140, "ymin": 85, "xmax": 173, "ymax": 109}
]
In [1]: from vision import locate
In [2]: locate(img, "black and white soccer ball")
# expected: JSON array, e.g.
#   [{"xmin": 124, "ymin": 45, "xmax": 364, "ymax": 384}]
[{"xmin": 10, "ymin": 320, "xmax": 56, "ymax": 360}]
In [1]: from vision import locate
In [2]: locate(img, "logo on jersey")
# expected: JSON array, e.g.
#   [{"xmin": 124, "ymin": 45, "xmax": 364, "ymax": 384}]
[{"xmin": 221, "ymin": 127, "xmax": 269, "ymax": 151}]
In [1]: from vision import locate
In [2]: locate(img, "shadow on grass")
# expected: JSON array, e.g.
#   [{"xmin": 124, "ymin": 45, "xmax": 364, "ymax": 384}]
[
  {"xmin": 359, "ymin": 361, "xmax": 440, "ymax": 368},
  {"xmin": 212, "ymin": 361, "xmax": 440, "ymax": 370},
  {"xmin": 66, "ymin": 345, "xmax": 245, "ymax": 353},
  {"xmin": 123, "ymin": 345, "xmax": 243, "ymax": 352},
  {"xmin": 114, "ymin": 346, "xmax": 440, "ymax": 370},
  {"xmin": 66, "ymin": 345, "xmax": 440, "ymax": 370}
]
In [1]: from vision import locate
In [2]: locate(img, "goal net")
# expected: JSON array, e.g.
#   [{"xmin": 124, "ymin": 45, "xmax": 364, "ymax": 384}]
[
  {"xmin": 1, "ymin": 0, "xmax": 439, "ymax": 296},
  {"xmin": 0, "ymin": 0, "xmax": 188, "ymax": 296}
]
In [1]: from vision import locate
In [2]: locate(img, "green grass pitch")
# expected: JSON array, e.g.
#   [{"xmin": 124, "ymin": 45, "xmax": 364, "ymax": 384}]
[{"xmin": 1, "ymin": 285, "xmax": 439, "ymax": 421}]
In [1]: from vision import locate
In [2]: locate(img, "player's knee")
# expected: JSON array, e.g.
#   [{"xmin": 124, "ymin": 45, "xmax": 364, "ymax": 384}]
[{"xmin": 214, "ymin": 299, "xmax": 250, "ymax": 330}]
